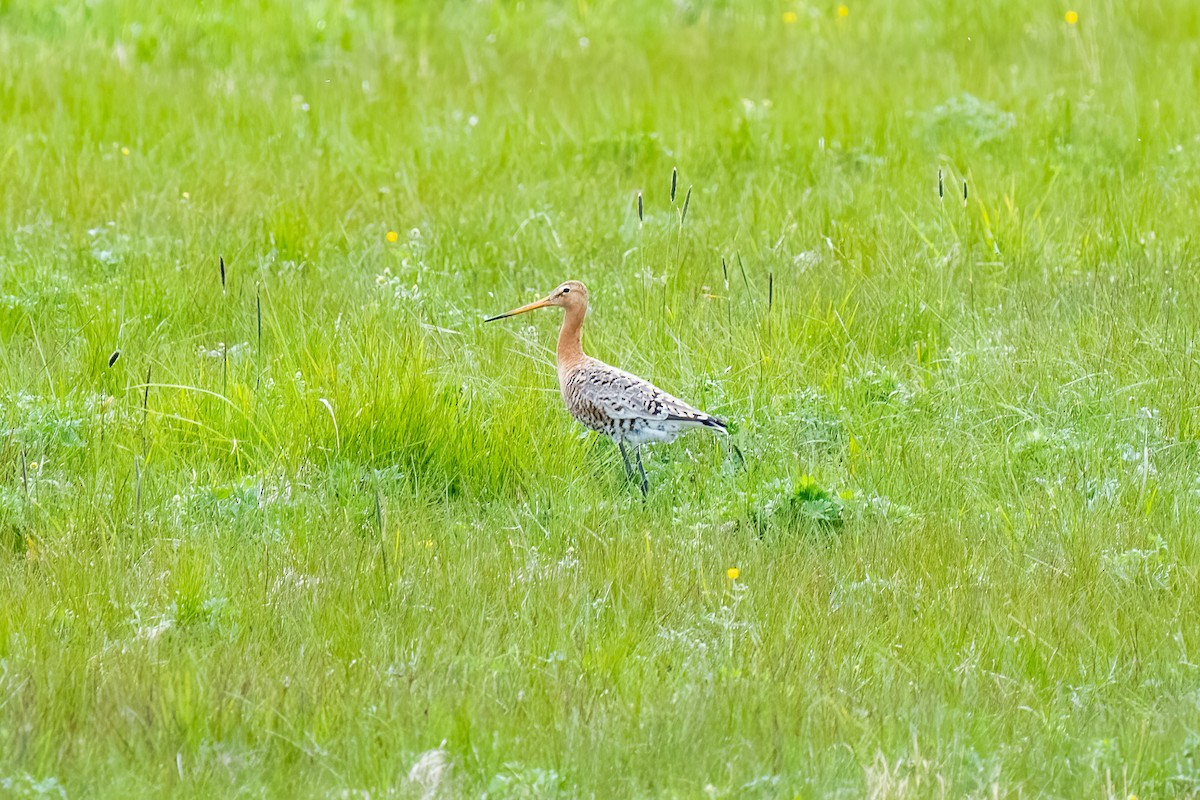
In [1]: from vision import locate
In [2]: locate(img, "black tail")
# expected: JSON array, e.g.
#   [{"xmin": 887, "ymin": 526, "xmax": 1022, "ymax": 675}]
[
  {"xmin": 665, "ymin": 412, "xmax": 728, "ymax": 432},
  {"xmin": 681, "ymin": 417, "xmax": 724, "ymax": 434},
  {"xmin": 700, "ymin": 415, "xmax": 728, "ymax": 432}
]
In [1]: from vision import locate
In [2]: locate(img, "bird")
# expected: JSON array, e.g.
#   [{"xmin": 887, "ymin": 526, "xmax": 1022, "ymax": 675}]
[{"xmin": 485, "ymin": 280, "xmax": 729, "ymax": 495}]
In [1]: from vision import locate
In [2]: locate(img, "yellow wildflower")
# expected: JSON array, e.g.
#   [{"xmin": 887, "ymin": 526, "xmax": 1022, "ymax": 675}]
[
  {"xmin": 836, "ymin": 4, "xmax": 849, "ymax": 17},
  {"xmin": 386, "ymin": 230, "xmax": 399, "ymax": 243},
  {"xmin": 782, "ymin": 11, "xmax": 798, "ymax": 24},
  {"xmin": 727, "ymin": 567, "xmax": 740, "ymax": 581},
  {"xmin": 121, "ymin": 147, "xmax": 130, "ymax": 156},
  {"xmin": 1065, "ymin": 9, "xmax": 1078, "ymax": 24}
]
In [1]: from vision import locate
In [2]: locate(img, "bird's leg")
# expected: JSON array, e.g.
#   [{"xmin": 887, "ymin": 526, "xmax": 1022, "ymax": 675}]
[
  {"xmin": 618, "ymin": 441, "xmax": 634, "ymax": 479},
  {"xmin": 635, "ymin": 446, "xmax": 649, "ymax": 497},
  {"xmin": 729, "ymin": 440, "xmax": 746, "ymax": 471}
]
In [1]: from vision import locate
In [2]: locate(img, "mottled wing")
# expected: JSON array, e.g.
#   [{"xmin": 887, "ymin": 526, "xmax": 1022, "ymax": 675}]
[{"xmin": 566, "ymin": 362, "xmax": 725, "ymax": 428}]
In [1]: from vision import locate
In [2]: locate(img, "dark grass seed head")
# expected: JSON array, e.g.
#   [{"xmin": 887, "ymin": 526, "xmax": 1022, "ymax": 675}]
[
  {"xmin": 671, "ymin": 167, "xmax": 678, "ymax": 203},
  {"xmin": 637, "ymin": 192, "xmax": 644, "ymax": 222}
]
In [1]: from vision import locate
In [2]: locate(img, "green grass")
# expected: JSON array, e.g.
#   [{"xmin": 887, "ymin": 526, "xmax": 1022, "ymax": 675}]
[{"xmin": 3, "ymin": 0, "xmax": 1200, "ymax": 796}]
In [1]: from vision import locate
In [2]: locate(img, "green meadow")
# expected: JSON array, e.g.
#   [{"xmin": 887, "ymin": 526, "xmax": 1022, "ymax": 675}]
[{"xmin": 3, "ymin": 0, "xmax": 1200, "ymax": 796}]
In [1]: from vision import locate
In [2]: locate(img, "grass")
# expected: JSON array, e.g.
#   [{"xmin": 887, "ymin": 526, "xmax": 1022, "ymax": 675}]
[{"xmin": 2, "ymin": 0, "xmax": 1200, "ymax": 796}]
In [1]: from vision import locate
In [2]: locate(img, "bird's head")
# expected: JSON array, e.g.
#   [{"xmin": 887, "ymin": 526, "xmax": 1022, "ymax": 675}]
[{"xmin": 485, "ymin": 280, "xmax": 588, "ymax": 322}]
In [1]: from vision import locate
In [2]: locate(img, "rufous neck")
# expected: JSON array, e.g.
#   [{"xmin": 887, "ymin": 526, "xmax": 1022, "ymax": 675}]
[{"xmin": 556, "ymin": 303, "xmax": 587, "ymax": 368}]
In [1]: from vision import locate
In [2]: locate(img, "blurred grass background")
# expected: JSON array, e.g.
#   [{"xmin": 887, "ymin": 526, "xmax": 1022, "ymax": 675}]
[{"xmin": 2, "ymin": 0, "xmax": 1200, "ymax": 796}]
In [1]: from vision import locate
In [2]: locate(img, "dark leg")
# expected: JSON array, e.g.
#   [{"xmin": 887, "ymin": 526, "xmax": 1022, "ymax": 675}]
[
  {"xmin": 618, "ymin": 441, "xmax": 634, "ymax": 478},
  {"xmin": 729, "ymin": 440, "xmax": 746, "ymax": 470},
  {"xmin": 635, "ymin": 447, "xmax": 649, "ymax": 497}
]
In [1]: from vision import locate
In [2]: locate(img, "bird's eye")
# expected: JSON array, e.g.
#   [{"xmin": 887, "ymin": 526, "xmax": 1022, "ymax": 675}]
[{"xmin": 562, "ymin": 287, "xmax": 570, "ymax": 294}]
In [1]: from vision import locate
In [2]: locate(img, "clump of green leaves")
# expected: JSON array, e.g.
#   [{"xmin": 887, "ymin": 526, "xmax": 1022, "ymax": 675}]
[
  {"xmin": 921, "ymin": 92, "xmax": 1016, "ymax": 146},
  {"xmin": 751, "ymin": 476, "xmax": 846, "ymax": 536}
]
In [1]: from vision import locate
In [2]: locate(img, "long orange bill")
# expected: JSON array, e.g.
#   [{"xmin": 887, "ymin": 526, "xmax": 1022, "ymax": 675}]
[{"xmin": 484, "ymin": 297, "xmax": 552, "ymax": 322}]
